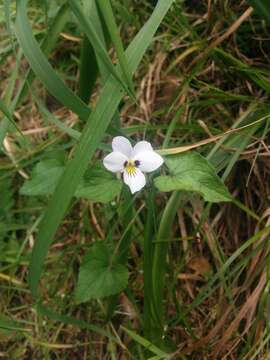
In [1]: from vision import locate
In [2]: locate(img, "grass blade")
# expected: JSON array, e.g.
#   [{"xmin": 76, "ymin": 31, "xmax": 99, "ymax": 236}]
[
  {"xmin": 0, "ymin": 99, "xmax": 22, "ymax": 136},
  {"xmin": 28, "ymin": 0, "xmax": 175, "ymax": 300},
  {"xmin": 0, "ymin": 2, "xmax": 70, "ymax": 146},
  {"xmin": 121, "ymin": 326, "xmax": 169, "ymax": 358},
  {"xmin": 15, "ymin": 0, "xmax": 90, "ymax": 121},
  {"xmin": 78, "ymin": 36, "xmax": 98, "ymax": 103},
  {"xmin": 151, "ymin": 191, "xmax": 182, "ymax": 342},
  {"xmin": 17, "ymin": 2, "xmax": 70, "ymax": 103},
  {"xmin": 78, "ymin": 0, "xmax": 103, "ymax": 102},
  {"xmin": 67, "ymin": 0, "xmax": 133, "ymax": 98},
  {"xmin": 97, "ymin": 0, "xmax": 135, "ymax": 97},
  {"xmin": 143, "ymin": 187, "xmax": 158, "ymax": 341}
]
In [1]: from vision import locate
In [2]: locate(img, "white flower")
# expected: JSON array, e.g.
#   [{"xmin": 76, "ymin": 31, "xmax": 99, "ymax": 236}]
[{"xmin": 103, "ymin": 136, "xmax": 164, "ymax": 194}]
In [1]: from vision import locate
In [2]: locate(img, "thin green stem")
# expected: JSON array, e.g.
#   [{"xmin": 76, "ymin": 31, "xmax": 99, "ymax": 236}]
[
  {"xmin": 151, "ymin": 191, "xmax": 182, "ymax": 344},
  {"xmin": 143, "ymin": 186, "xmax": 156, "ymax": 341}
]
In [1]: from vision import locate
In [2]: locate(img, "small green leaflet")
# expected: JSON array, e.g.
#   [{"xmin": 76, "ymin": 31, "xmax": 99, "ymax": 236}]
[
  {"xmin": 75, "ymin": 242, "xmax": 129, "ymax": 303},
  {"xmin": 155, "ymin": 152, "xmax": 231, "ymax": 202},
  {"xmin": 20, "ymin": 161, "xmax": 122, "ymax": 203}
]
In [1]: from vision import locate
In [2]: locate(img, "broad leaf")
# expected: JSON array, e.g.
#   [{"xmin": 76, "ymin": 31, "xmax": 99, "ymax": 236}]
[
  {"xmin": 155, "ymin": 152, "xmax": 231, "ymax": 202},
  {"xmin": 20, "ymin": 161, "xmax": 122, "ymax": 203},
  {"xmin": 20, "ymin": 159, "xmax": 64, "ymax": 196},
  {"xmin": 75, "ymin": 165, "xmax": 122, "ymax": 203},
  {"xmin": 75, "ymin": 242, "xmax": 129, "ymax": 303}
]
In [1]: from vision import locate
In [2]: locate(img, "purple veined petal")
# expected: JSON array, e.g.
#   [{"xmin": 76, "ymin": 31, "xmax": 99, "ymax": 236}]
[
  {"xmin": 112, "ymin": 136, "xmax": 133, "ymax": 157},
  {"xmin": 123, "ymin": 168, "xmax": 146, "ymax": 194},
  {"xmin": 132, "ymin": 141, "xmax": 153, "ymax": 156},
  {"xmin": 103, "ymin": 151, "xmax": 128, "ymax": 172},
  {"xmin": 134, "ymin": 150, "xmax": 164, "ymax": 173}
]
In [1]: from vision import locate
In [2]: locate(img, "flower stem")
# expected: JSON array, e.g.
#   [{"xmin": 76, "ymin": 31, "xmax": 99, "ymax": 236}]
[
  {"xmin": 151, "ymin": 191, "xmax": 182, "ymax": 344},
  {"xmin": 143, "ymin": 186, "xmax": 157, "ymax": 341}
]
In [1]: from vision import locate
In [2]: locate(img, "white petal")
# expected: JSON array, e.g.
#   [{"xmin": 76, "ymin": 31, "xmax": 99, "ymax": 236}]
[
  {"xmin": 123, "ymin": 168, "xmax": 146, "ymax": 194},
  {"xmin": 134, "ymin": 151, "xmax": 164, "ymax": 173},
  {"xmin": 103, "ymin": 152, "xmax": 127, "ymax": 172},
  {"xmin": 112, "ymin": 136, "xmax": 133, "ymax": 157},
  {"xmin": 133, "ymin": 141, "xmax": 153, "ymax": 156}
]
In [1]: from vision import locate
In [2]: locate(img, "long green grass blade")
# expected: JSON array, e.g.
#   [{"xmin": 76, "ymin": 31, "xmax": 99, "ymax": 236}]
[
  {"xmin": 17, "ymin": 2, "xmax": 70, "ymax": 104},
  {"xmin": 97, "ymin": 0, "xmax": 135, "ymax": 97},
  {"xmin": 78, "ymin": 36, "xmax": 98, "ymax": 103},
  {"xmin": 67, "ymin": 0, "xmax": 133, "ymax": 98},
  {"xmin": 121, "ymin": 326, "xmax": 169, "ymax": 358},
  {"xmin": 143, "ymin": 188, "xmax": 157, "ymax": 341},
  {"xmin": 38, "ymin": 304, "xmax": 117, "ymax": 341},
  {"xmin": 84, "ymin": 0, "xmax": 110, "ymax": 83},
  {"xmin": 28, "ymin": 0, "xmax": 175, "ymax": 299},
  {"xmin": 151, "ymin": 191, "xmax": 182, "ymax": 342},
  {"xmin": 0, "ymin": 99, "xmax": 22, "ymax": 135},
  {"xmin": 0, "ymin": 2, "xmax": 70, "ymax": 146},
  {"xmin": 15, "ymin": 0, "xmax": 90, "ymax": 121},
  {"xmin": 78, "ymin": 0, "xmax": 111, "ymax": 102},
  {"xmin": 34, "ymin": 97, "xmax": 81, "ymax": 140}
]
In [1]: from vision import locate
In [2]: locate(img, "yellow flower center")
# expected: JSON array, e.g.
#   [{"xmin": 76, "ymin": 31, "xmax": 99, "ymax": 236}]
[{"xmin": 124, "ymin": 160, "xmax": 137, "ymax": 176}]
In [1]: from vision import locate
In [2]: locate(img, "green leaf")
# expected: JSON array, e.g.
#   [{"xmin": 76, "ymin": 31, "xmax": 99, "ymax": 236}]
[
  {"xmin": 75, "ymin": 242, "xmax": 129, "ymax": 303},
  {"xmin": 20, "ymin": 160, "xmax": 122, "ymax": 203},
  {"xmin": 155, "ymin": 152, "xmax": 231, "ymax": 202},
  {"xmin": 20, "ymin": 159, "xmax": 64, "ymax": 196},
  {"xmin": 75, "ymin": 165, "xmax": 122, "ymax": 203}
]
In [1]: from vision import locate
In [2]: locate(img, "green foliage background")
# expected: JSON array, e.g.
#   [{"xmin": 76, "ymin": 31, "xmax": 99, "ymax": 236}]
[{"xmin": 1, "ymin": 0, "xmax": 270, "ymax": 358}]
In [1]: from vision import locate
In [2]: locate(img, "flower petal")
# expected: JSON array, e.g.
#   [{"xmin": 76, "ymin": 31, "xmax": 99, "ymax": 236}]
[
  {"xmin": 123, "ymin": 168, "xmax": 146, "ymax": 194},
  {"xmin": 134, "ymin": 151, "xmax": 164, "ymax": 173},
  {"xmin": 103, "ymin": 151, "xmax": 127, "ymax": 172},
  {"xmin": 112, "ymin": 136, "xmax": 133, "ymax": 157},
  {"xmin": 132, "ymin": 141, "xmax": 153, "ymax": 156}
]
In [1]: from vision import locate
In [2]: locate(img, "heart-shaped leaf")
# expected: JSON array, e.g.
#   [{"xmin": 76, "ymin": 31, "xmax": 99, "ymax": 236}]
[
  {"xmin": 20, "ymin": 159, "xmax": 64, "ymax": 196},
  {"xmin": 75, "ymin": 242, "xmax": 129, "ymax": 303},
  {"xmin": 20, "ymin": 161, "xmax": 122, "ymax": 203},
  {"xmin": 75, "ymin": 165, "xmax": 122, "ymax": 203},
  {"xmin": 155, "ymin": 152, "xmax": 231, "ymax": 202}
]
